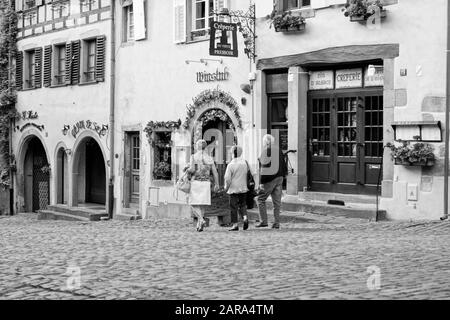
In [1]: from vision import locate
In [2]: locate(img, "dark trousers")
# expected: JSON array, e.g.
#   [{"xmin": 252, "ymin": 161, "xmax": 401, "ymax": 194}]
[{"xmin": 229, "ymin": 193, "xmax": 247, "ymax": 223}]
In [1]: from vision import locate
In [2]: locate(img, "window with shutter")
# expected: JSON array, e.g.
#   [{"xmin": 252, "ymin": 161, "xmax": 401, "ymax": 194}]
[
  {"xmin": 174, "ymin": 0, "xmax": 187, "ymax": 44},
  {"xmin": 95, "ymin": 36, "xmax": 105, "ymax": 82},
  {"xmin": 34, "ymin": 47, "xmax": 42, "ymax": 88},
  {"xmin": 23, "ymin": 49, "xmax": 36, "ymax": 89},
  {"xmin": 64, "ymin": 42, "xmax": 72, "ymax": 84},
  {"xmin": 71, "ymin": 40, "xmax": 81, "ymax": 85},
  {"xmin": 43, "ymin": 45, "xmax": 52, "ymax": 87},
  {"xmin": 15, "ymin": 51, "xmax": 23, "ymax": 91},
  {"xmin": 53, "ymin": 44, "xmax": 66, "ymax": 86},
  {"xmin": 187, "ymin": 0, "xmax": 229, "ymax": 41}
]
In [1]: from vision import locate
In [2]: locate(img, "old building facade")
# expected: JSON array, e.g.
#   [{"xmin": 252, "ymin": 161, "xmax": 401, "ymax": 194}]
[
  {"xmin": 8, "ymin": 0, "xmax": 450, "ymax": 221},
  {"xmin": 12, "ymin": 0, "xmax": 112, "ymax": 214}
]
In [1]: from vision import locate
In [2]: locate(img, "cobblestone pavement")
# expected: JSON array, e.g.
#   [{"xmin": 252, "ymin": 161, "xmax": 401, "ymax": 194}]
[{"xmin": 1, "ymin": 212, "xmax": 450, "ymax": 300}]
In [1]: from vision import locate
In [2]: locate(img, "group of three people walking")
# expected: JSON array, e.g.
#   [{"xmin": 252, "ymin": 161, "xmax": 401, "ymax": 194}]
[{"xmin": 185, "ymin": 134, "xmax": 286, "ymax": 232}]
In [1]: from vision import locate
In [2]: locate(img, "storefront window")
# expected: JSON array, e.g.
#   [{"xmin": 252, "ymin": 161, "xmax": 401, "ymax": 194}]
[{"xmin": 153, "ymin": 132, "xmax": 172, "ymax": 181}]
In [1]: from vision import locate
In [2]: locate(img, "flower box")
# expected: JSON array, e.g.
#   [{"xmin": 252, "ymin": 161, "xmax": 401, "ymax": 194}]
[
  {"xmin": 348, "ymin": 9, "xmax": 387, "ymax": 22},
  {"xmin": 275, "ymin": 23, "xmax": 306, "ymax": 33},
  {"xmin": 394, "ymin": 159, "xmax": 435, "ymax": 167}
]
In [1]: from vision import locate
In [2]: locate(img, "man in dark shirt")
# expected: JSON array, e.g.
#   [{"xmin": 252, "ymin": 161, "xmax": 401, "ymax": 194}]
[{"xmin": 256, "ymin": 134, "xmax": 287, "ymax": 229}]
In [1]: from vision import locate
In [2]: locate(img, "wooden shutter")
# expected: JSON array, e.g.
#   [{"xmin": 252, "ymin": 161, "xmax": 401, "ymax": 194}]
[
  {"xmin": 71, "ymin": 40, "xmax": 81, "ymax": 85},
  {"xmin": 43, "ymin": 45, "xmax": 52, "ymax": 87},
  {"xmin": 34, "ymin": 47, "xmax": 42, "ymax": 88},
  {"xmin": 134, "ymin": 0, "xmax": 147, "ymax": 41},
  {"xmin": 15, "ymin": 0, "xmax": 23, "ymax": 12},
  {"xmin": 173, "ymin": 0, "xmax": 186, "ymax": 44},
  {"xmin": 64, "ymin": 42, "xmax": 72, "ymax": 84},
  {"xmin": 95, "ymin": 35, "xmax": 106, "ymax": 82},
  {"xmin": 15, "ymin": 51, "xmax": 23, "ymax": 91}
]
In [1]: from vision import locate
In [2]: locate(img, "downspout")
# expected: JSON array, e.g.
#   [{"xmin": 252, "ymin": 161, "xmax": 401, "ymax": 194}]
[
  {"xmin": 108, "ymin": 0, "xmax": 116, "ymax": 219},
  {"xmin": 442, "ymin": 1, "xmax": 450, "ymax": 221}
]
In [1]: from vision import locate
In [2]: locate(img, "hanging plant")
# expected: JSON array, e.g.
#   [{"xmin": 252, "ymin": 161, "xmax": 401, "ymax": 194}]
[
  {"xmin": 183, "ymin": 88, "xmax": 242, "ymax": 130},
  {"xmin": 0, "ymin": 1, "xmax": 18, "ymax": 189},
  {"xmin": 144, "ymin": 119, "xmax": 181, "ymax": 143}
]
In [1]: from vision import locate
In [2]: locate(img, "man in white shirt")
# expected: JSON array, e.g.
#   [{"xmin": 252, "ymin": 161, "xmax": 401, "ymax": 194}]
[{"xmin": 224, "ymin": 146, "xmax": 249, "ymax": 231}]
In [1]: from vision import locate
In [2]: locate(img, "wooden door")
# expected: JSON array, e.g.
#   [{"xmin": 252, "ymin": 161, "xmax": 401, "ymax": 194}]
[
  {"xmin": 130, "ymin": 134, "xmax": 140, "ymax": 204},
  {"xmin": 308, "ymin": 90, "xmax": 383, "ymax": 195}
]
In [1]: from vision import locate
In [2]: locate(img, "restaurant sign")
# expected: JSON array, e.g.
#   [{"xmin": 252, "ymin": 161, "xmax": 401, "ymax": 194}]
[
  {"xmin": 309, "ymin": 71, "xmax": 334, "ymax": 90},
  {"xmin": 335, "ymin": 68, "xmax": 363, "ymax": 89},
  {"xmin": 209, "ymin": 22, "xmax": 238, "ymax": 57},
  {"xmin": 364, "ymin": 66, "xmax": 384, "ymax": 87}
]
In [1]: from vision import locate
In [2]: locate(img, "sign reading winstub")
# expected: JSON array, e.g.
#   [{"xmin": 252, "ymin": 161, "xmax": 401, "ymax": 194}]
[
  {"xmin": 335, "ymin": 68, "xmax": 363, "ymax": 89},
  {"xmin": 309, "ymin": 71, "xmax": 334, "ymax": 90},
  {"xmin": 209, "ymin": 22, "xmax": 238, "ymax": 57}
]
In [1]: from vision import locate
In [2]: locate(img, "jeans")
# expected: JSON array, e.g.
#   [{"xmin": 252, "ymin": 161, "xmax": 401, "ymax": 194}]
[
  {"xmin": 257, "ymin": 176, "xmax": 283, "ymax": 224},
  {"xmin": 229, "ymin": 193, "xmax": 247, "ymax": 224}
]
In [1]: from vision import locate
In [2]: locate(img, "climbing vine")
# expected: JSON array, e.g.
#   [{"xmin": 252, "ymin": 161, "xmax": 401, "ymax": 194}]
[
  {"xmin": 0, "ymin": 1, "xmax": 18, "ymax": 189},
  {"xmin": 183, "ymin": 88, "xmax": 242, "ymax": 130},
  {"xmin": 144, "ymin": 119, "xmax": 182, "ymax": 143}
]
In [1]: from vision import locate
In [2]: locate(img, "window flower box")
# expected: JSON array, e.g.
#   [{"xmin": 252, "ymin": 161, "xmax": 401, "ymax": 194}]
[
  {"xmin": 387, "ymin": 142, "xmax": 436, "ymax": 168},
  {"xmin": 343, "ymin": 0, "xmax": 386, "ymax": 22},
  {"xmin": 275, "ymin": 22, "xmax": 306, "ymax": 33},
  {"xmin": 267, "ymin": 8, "xmax": 306, "ymax": 34}
]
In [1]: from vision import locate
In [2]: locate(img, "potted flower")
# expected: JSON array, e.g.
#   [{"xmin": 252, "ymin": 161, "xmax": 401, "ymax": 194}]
[
  {"xmin": 343, "ymin": 0, "xmax": 386, "ymax": 22},
  {"xmin": 386, "ymin": 141, "xmax": 436, "ymax": 167},
  {"xmin": 153, "ymin": 161, "xmax": 171, "ymax": 180},
  {"xmin": 267, "ymin": 8, "xmax": 306, "ymax": 33}
]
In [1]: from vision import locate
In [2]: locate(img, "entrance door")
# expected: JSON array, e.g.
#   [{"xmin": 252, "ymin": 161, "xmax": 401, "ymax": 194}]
[
  {"xmin": 308, "ymin": 89, "xmax": 383, "ymax": 195},
  {"xmin": 24, "ymin": 137, "xmax": 49, "ymax": 212},
  {"xmin": 85, "ymin": 139, "xmax": 106, "ymax": 204},
  {"xmin": 202, "ymin": 118, "xmax": 236, "ymax": 188},
  {"xmin": 124, "ymin": 132, "xmax": 140, "ymax": 207}
]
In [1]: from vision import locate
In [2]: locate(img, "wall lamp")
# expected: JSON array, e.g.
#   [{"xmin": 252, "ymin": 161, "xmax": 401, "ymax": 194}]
[
  {"xmin": 185, "ymin": 60, "xmax": 208, "ymax": 66},
  {"xmin": 62, "ymin": 125, "xmax": 70, "ymax": 136},
  {"xmin": 200, "ymin": 58, "xmax": 223, "ymax": 65}
]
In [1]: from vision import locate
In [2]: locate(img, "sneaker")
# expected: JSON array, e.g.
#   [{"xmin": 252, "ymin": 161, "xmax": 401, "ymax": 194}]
[
  {"xmin": 272, "ymin": 223, "xmax": 280, "ymax": 229},
  {"xmin": 255, "ymin": 222, "xmax": 268, "ymax": 228},
  {"xmin": 229, "ymin": 224, "xmax": 239, "ymax": 231},
  {"xmin": 243, "ymin": 218, "xmax": 249, "ymax": 231}
]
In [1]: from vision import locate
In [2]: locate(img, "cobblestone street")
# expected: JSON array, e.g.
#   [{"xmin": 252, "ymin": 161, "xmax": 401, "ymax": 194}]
[{"xmin": 1, "ymin": 212, "xmax": 450, "ymax": 300}]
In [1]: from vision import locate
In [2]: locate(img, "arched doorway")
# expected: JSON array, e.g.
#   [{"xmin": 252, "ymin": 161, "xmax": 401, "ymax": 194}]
[
  {"xmin": 194, "ymin": 109, "xmax": 237, "ymax": 187},
  {"xmin": 72, "ymin": 137, "xmax": 106, "ymax": 206},
  {"xmin": 23, "ymin": 137, "xmax": 50, "ymax": 212},
  {"xmin": 56, "ymin": 147, "xmax": 69, "ymax": 204}
]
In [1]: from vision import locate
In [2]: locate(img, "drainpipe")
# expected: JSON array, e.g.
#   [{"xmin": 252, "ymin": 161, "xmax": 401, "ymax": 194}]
[
  {"xmin": 442, "ymin": 1, "xmax": 450, "ymax": 221},
  {"xmin": 108, "ymin": 0, "xmax": 116, "ymax": 219}
]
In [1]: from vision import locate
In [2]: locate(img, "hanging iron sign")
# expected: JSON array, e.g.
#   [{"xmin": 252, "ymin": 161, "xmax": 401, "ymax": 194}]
[{"xmin": 209, "ymin": 22, "xmax": 238, "ymax": 57}]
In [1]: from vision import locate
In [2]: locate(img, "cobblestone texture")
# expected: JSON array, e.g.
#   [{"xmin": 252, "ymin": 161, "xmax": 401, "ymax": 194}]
[{"xmin": 1, "ymin": 212, "xmax": 450, "ymax": 300}]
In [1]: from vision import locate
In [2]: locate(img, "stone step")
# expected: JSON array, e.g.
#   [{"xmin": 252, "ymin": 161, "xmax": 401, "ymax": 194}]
[
  {"xmin": 44, "ymin": 205, "xmax": 108, "ymax": 221},
  {"xmin": 255, "ymin": 198, "xmax": 386, "ymax": 222},
  {"xmin": 298, "ymin": 191, "xmax": 379, "ymax": 205},
  {"xmin": 114, "ymin": 213, "xmax": 142, "ymax": 221},
  {"xmin": 38, "ymin": 210, "xmax": 90, "ymax": 222}
]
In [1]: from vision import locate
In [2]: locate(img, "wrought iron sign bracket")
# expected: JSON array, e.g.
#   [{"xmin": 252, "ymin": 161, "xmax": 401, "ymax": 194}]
[{"xmin": 215, "ymin": 4, "xmax": 257, "ymax": 62}]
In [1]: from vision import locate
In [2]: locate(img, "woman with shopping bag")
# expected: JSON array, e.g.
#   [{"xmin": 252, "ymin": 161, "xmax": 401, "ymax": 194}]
[{"xmin": 186, "ymin": 139, "xmax": 220, "ymax": 232}]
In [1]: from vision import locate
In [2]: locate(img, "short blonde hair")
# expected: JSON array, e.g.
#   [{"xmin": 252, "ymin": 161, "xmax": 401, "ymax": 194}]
[
  {"xmin": 263, "ymin": 134, "xmax": 275, "ymax": 145},
  {"xmin": 196, "ymin": 139, "xmax": 207, "ymax": 151}
]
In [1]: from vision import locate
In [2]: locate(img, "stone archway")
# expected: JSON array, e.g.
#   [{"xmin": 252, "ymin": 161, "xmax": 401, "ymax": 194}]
[
  {"xmin": 71, "ymin": 134, "xmax": 107, "ymax": 207},
  {"xmin": 54, "ymin": 143, "xmax": 69, "ymax": 205},
  {"xmin": 16, "ymin": 132, "xmax": 50, "ymax": 212}
]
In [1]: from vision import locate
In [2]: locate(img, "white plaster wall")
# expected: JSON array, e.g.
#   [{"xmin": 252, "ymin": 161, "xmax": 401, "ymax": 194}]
[
  {"xmin": 255, "ymin": 0, "xmax": 447, "ymax": 220},
  {"xmin": 114, "ymin": 0, "xmax": 255, "ymax": 217}
]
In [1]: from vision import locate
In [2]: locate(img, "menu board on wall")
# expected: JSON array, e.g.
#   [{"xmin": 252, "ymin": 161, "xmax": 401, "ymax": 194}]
[
  {"xmin": 364, "ymin": 66, "xmax": 384, "ymax": 87},
  {"xmin": 335, "ymin": 68, "xmax": 363, "ymax": 89},
  {"xmin": 309, "ymin": 71, "xmax": 334, "ymax": 90}
]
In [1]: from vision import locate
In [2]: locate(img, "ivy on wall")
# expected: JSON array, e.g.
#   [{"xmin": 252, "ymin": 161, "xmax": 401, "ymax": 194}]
[
  {"xmin": 144, "ymin": 120, "xmax": 182, "ymax": 143},
  {"xmin": 183, "ymin": 88, "xmax": 243, "ymax": 130},
  {"xmin": 0, "ymin": 1, "xmax": 18, "ymax": 189}
]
